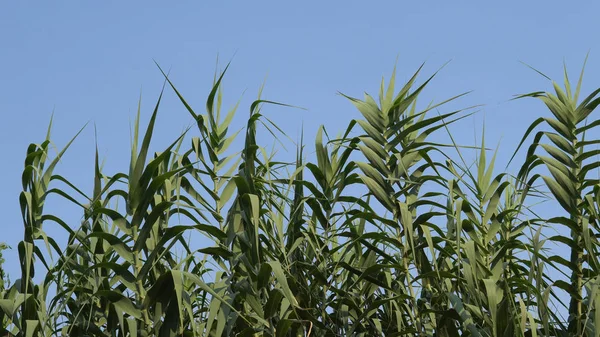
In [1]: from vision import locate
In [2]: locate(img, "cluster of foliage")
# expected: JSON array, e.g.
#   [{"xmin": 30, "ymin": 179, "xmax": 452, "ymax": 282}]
[
  {"xmin": 0, "ymin": 243, "xmax": 7, "ymax": 295},
  {"xmin": 2, "ymin": 59, "xmax": 600, "ymax": 336}
]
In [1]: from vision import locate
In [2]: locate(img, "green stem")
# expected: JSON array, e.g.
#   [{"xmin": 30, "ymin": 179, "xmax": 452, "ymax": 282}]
[{"xmin": 568, "ymin": 137, "xmax": 583, "ymax": 336}]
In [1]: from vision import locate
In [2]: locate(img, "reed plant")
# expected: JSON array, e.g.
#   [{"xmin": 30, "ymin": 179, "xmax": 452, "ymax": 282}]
[{"xmin": 2, "ymin": 59, "xmax": 600, "ymax": 336}]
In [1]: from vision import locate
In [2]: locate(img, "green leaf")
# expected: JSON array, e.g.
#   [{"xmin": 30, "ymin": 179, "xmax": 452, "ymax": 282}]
[
  {"xmin": 448, "ymin": 293, "xmax": 482, "ymax": 337},
  {"xmin": 266, "ymin": 261, "xmax": 298, "ymax": 307}
]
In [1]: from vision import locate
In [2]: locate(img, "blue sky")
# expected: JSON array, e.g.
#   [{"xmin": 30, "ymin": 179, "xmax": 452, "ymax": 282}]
[{"xmin": 1, "ymin": 1, "xmax": 600, "ymax": 292}]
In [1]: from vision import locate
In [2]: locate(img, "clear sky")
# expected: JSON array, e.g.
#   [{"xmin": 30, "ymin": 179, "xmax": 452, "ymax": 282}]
[{"xmin": 1, "ymin": 1, "xmax": 600, "ymax": 287}]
